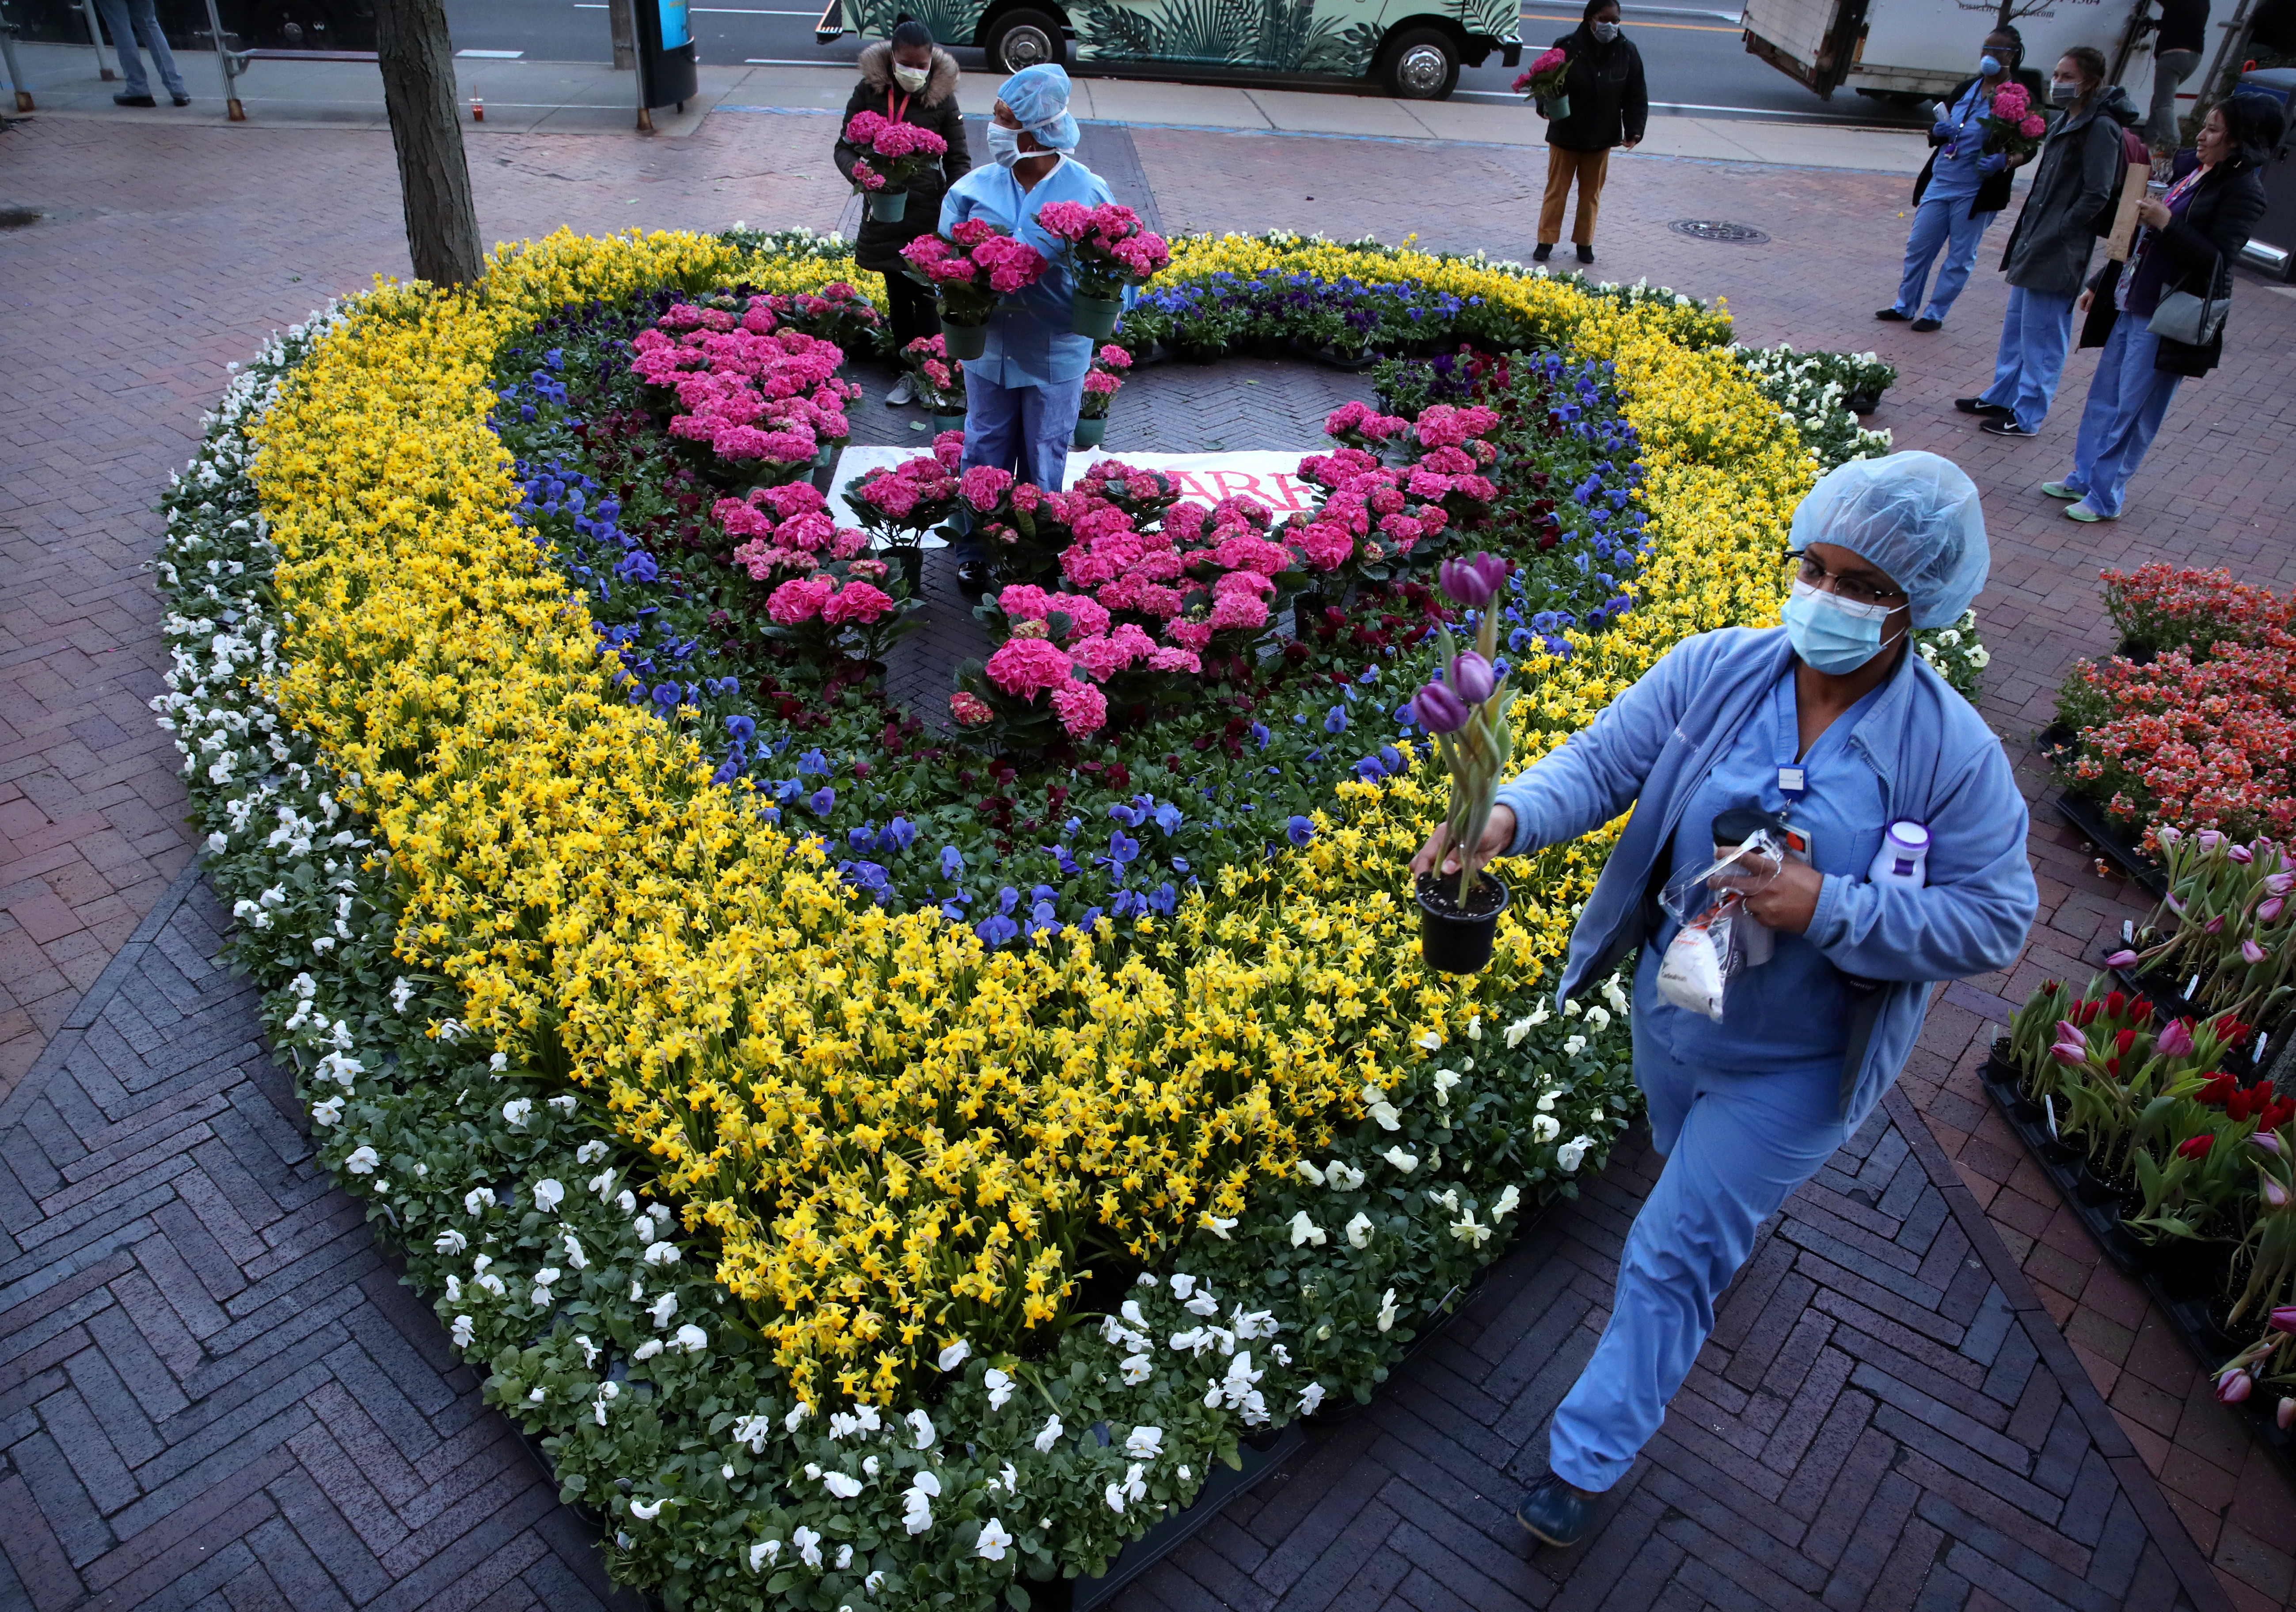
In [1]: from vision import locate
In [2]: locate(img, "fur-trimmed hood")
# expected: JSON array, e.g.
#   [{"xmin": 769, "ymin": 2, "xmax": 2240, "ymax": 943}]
[{"xmin": 858, "ymin": 40, "xmax": 961, "ymax": 106}]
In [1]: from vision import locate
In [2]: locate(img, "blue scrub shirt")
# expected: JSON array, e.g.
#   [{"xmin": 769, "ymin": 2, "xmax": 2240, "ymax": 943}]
[
  {"xmin": 938, "ymin": 156, "xmax": 1116, "ymax": 389},
  {"xmin": 1637, "ymin": 665, "xmax": 1889, "ymax": 1074},
  {"xmin": 1927, "ymin": 80, "xmax": 1994, "ymax": 205}
]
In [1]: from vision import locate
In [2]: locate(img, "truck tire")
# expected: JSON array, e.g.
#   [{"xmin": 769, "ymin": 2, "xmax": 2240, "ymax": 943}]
[
  {"xmin": 1379, "ymin": 26, "xmax": 1460, "ymax": 100},
  {"xmin": 984, "ymin": 7, "xmax": 1067, "ymax": 74}
]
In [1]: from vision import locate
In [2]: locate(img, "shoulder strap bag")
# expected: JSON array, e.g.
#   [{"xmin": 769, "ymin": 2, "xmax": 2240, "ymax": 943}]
[{"xmin": 2147, "ymin": 247, "xmax": 2228, "ymax": 346}]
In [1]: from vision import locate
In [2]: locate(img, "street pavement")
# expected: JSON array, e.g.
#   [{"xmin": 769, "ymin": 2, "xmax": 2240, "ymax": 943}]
[{"xmin": 3, "ymin": 90, "xmax": 2296, "ymax": 1612}]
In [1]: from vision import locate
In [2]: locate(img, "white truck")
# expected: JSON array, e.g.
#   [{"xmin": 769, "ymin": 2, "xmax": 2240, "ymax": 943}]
[{"xmin": 1741, "ymin": 0, "xmax": 2163, "ymax": 107}]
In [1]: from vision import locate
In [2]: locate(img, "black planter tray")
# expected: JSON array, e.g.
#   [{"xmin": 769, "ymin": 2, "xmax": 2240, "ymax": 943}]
[
  {"xmin": 1292, "ymin": 339, "xmax": 1384, "ymax": 373},
  {"xmin": 1980, "ymin": 1047, "xmax": 2296, "ymax": 1483},
  {"xmin": 2052, "ymin": 787, "xmax": 2168, "ymax": 897},
  {"xmin": 2098, "ymin": 956, "xmax": 2277, "ymax": 1080}
]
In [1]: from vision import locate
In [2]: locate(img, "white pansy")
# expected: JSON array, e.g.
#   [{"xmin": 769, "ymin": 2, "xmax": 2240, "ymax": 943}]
[
  {"xmin": 1432, "ymin": 1069, "xmax": 1461, "ymax": 1106},
  {"xmin": 648, "ymin": 1293, "xmax": 678, "ymax": 1329},
  {"xmin": 1452, "ymin": 1213, "xmax": 1491, "ymax": 1247},
  {"xmin": 1414, "ymin": 1031, "xmax": 1442, "ymax": 1049},
  {"xmin": 562, "ymin": 1231, "xmax": 586, "ymax": 1270},
  {"xmin": 1532, "ymin": 1114, "xmax": 1561, "ymax": 1142},
  {"xmin": 984, "ymin": 1368, "xmax": 1013, "ymax": 1410},
  {"xmin": 530, "ymin": 1178, "xmax": 564, "ymax": 1213},
  {"xmin": 731, "ymin": 1414, "xmax": 772, "ymax": 1452},
  {"xmin": 1562, "ymin": 997, "xmax": 1581, "ymax": 1018},
  {"xmin": 1603, "ymin": 973, "xmax": 1631, "ymax": 1015},
  {"xmin": 575, "ymin": 1140, "xmax": 608, "ymax": 1165},
  {"xmin": 630, "ymin": 1498, "xmax": 665, "ymax": 1521},
  {"xmin": 1382, "ymin": 1147, "xmax": 1418, "ymax": 1174},
  {"xmin": 1202, "ymin": 1214, "xmax": 1237, "ymax": 1239},
  {"xmin": 1466, "ymin": 1014, "xmax": 1482, "ymax": 1041},
  {"xmin": 310, "ymin": 1097, "xmax": 343, "ymax": 1127},
  {"xmin": 1034, "ymin": 1414, "xmax": 1065, "ymax": 1453},
  {"xmin": 1184, "ymin": 1288, "xmax": 1220, "ymax": 1317},
  {"xmin": 1493, "ymin": 1184, "xmax": 1522, "ymax": 1219},
  {"xmin": 784, "ymin": 1401, "xmax": 814, "ymax": 1432},
  {"xmin": 632, "ymin": 1339, "xmax": 663, "ymax": 1360},
  {"xmin": 937, "ymin": 1339, "xmax": 970, "ymax": 1372},
  {"xmin": 1136, "ymin": 1272, "xmax": 1159, "ymax": 1287},
  {"xmin": 489, "ymin": 1053, "xmax": 509, "ymax": 1073},
  {"xmin": 906, "ymin": 1408, "xmax": 936, "ymax": 1449},
  {"xmin": 1168, "ymin": 1274, "xmax": 1197, "ymax": 1298},
  {"xmin": 1377, "ymin": 1289, "xmax": 1399, "ymax": 1332},
  {"xmin": 586, "ymin": 1168, "xmax": 617, "ymax": 1201},
  {"xmin": 1325, "ymin": 1160, "xmax": 1365, "ymax": 1191},
  {"xmin": 1121, "ymin": 1298, "xmax": 1148, "ymax": 1327},
  {"xmin": 501, "ymin": 1098, "xmax": 532, "ymax": 1128},
  {"xmin": 434, "ymin": 1228, "xmax": 467, "ymax": 1256},
  {"xmin": 1557, "ymin": 1134, "xmax": 1593, "ymax": 1172},
  {"xmin": 1287, "ymin": 1211, "xmax": 1326, "ymax": 1247},
  {"xmin": 450, "ymin": 1315, "xmax": 474, "ymax": 1347},
  {"xmin": 1295, "ymin": 1158, "xmax": 1326, "ymax": 1186},
  {"xmin": 1563, "ymin": 1034, "xmax": 1587, "ymax": 1056},
  {"xmin": 1125, "ymin": 1425, "xmax": 1164, "ymax": 1460},
  {"xmin": 1345, "ymin": 1211, "xmax": 1374, "ymax": 1248},
  {"xmin": 643, "ymin": 1241, "xmax": 680, "ymax": 1266},
  {"xmin": 1298, "ymin": 1381, "xmax": 1327, "ymax": 1415},
  {"xmin": 793, "ymin": 1525, "xmax": 823, "ymax": 1568},
  {"xmin": 1584, "ymin": 1005, "xmax": 1611, "ymax": 1033},
  {"xmin": 977, "ymin": 1517, "xmax": 1014, "ymax": 1561},
  {"xmin": 747, "ymin": 1540, "xmax": 780, "ymax": 1572},
  {"xmin": 675, "ymin": 1323, "xmax": 708, "ymax": 1353},
  {"xmin": 822, "ymin": 1471, "xmax": 863, "ymax": 1498},
  {"xmin": 1119, "ymin": 1353, "xmax": 1153, "ymax": 1384},
  {"xmin": 343, "ymin": 1145, "xmax": 378, "ymax": 1175},
  {"xmin": 575, "ymin": 1334, "xmax": 599, "ymax": 1367}
]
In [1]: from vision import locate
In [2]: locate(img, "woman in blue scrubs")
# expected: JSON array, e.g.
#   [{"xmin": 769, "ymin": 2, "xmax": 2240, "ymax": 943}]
[
  {"xmin": 1407, "ymin": 452, "xmax": 2039, "ymax": 1547},
  {"xmin": 939, "ymin": 64, "xmax": 1118, "ymax": 595}
]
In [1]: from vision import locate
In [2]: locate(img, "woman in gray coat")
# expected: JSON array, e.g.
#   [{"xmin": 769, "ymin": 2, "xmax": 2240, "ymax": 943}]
[{"xmin": 1955, "ymin": 47, "xmax": 2141, "ymax": 437}]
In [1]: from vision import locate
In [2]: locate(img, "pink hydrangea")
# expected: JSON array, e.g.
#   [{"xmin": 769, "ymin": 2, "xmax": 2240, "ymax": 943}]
[
  {"xmin": 1069, "ymin": 634, "xmax": 1138, "ymax": 682},
  {"xmin": 2019, "ymin": 114, "xmax": 2046, "ymax": 138},
  {"xmin": 1083, "ymin": 369, "xmax": 1123, "ymax": 397},
  {"xmin": 1164, "ymin": 619, "xmax": 1214, "ymax": 651},
  {"xmin": 1415, "ymin": 404, "xmax": 1499, "ymax": 449},
  {"xmin": 767, "ymin": 575, "xmax": 836, "ymax": 624},
  {"xmin": 1207, "ymin": 591, "xmax": 1269, "ymax": 631},
  {"xmin": 1146, "ymin": 645, "xmax": 1201, "ymax": 673},
  {"xmin": 985, "ymin": 636, "xmax": 1076, "ymax": 699},
  {"xmin": 961, "ymin": 465, "xmax": 1015, "ymax": 511},
  {"xmin": 950, "ymin": 691, "xmax": 994, "ymax": 727},
  {"xmin": 821, "ymin": 581, "xmax": 895, "ymax": 625},
  {"xmin": 1051, "ymin": 679, "xmax": 1108, "ymax": 738},
  {"xmin": 1096, "ymin": 345, "xmax": 1133, "ymax": 370},
  {"xmin": 1295, "ymin": 521, "xmax": 1354, "ymax": 572}
]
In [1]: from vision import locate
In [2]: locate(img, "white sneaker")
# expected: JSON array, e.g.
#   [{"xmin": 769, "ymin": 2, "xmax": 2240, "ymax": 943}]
[{"xmin": 885, "ymin": 375, "xmax": 918, "ymax": 407}]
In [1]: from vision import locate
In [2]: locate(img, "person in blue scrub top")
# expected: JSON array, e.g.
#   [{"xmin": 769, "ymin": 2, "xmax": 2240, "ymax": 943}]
[
  {"xmin": 1877, "ymin": 25, "xmax": 2039, "ymax": 332},
  {"xmin": 1407, "ymin": 452, "xmax": 2039, "ymax": 1549},
  {"xmin": 939, "ymin": 64, "xmax": 1116, "ymax": 596}
]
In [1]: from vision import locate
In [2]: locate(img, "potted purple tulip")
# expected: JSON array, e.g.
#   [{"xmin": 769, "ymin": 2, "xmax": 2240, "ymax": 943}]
[{"xmin": 1414, "ymin": 551, "xmax": 1518, "ymax": 973}]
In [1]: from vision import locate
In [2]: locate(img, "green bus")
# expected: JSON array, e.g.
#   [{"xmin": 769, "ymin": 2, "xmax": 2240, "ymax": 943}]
[{"xmin": 816, "ymin": 0, "xmax": 1522, "ymax": 99}]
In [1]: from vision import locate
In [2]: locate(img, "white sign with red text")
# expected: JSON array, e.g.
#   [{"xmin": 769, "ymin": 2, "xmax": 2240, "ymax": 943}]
[{"xmin": 825, "ymin": 447, "xmax": 1323, "ymax": 548}]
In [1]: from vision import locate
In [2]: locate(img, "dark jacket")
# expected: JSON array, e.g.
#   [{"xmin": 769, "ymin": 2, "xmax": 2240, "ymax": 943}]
[
  {"xmin": 2079, "ymin": 149, "xmax": 2266, "ymax": 376},
  {"xmin": 1542, "ymin": 29, "xmax": 1648, "ymax": 153},
  {"xmin": 2154, "ymin": 0, "xmax": 2209, "ymax": 55},
  {"xmin": 832, "ymin": 43, "xmax": 971, "ymax": 274},
  {"xmin": 1912, "ymin": 68, "xmax": 2049, "ymax": 217},
  {"xmin": 1998, "ymin": 85, "xmax": 2141, "ymax": 295}
]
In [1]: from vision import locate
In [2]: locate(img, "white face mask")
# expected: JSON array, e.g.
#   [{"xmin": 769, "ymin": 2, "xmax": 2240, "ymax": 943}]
[
  {"xmin": 892, "ymin": 63, "xmax": 930, "ymax": 92},
  {"xmin": 986, "ymin": 123, "xmax": 1025, "ymax": 167},
  {"xmin": 1591, "ymin": 19, "xmax": 1620, "ymax": 42}
]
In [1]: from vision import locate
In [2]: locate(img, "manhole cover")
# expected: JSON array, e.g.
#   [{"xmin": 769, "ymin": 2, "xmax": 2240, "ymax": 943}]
[
  {"xmin": 1668, "ymin": 218, "xmax": 1770, "ymax": 244},
  {"xmin": 0, "ymin": 207, "xmax": 40, "ymax": 229}
]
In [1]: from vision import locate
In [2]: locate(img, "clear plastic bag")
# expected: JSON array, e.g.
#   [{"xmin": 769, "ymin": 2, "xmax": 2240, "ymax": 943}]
[{"xmin": 1654, "ymin": 832, "xmax": 1785, "ymax": 1023}]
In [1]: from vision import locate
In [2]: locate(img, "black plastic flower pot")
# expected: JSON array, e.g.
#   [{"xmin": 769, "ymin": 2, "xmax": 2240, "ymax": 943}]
[{"xmin": 1416, "ymin": 871, "xmax": 1509, "ymax": 974}]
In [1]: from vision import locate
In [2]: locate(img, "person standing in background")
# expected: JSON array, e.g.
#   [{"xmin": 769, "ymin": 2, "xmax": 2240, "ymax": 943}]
[
  {"xmin": 834, "ymin": 19, "xmax": 971, "ymax": 407},
  {"xmin": 2146, "ymin": 0, "xmax": 2210, "ymax": 152},
  {"xmin": 1532, "ymin": 0, "xmax": 1647, "ymax": 267},
  {"xmin": 939, "ymin": 65, "xmax": 1117, "ymax": 595},
  {"xmin": 94, "ymin": 0, "xmax": 188, "ymax": 107},
  {"xmin": 2044, "ymin": 97, "xmax": 2278, "ymax": 521},
  {"xmin": 1956, "ymin": 48, "xmax": 2141, "ymax": 438},
  {"xmin": 1878, "ymin": 26, "xmax": 2045, "ymax": 331}
]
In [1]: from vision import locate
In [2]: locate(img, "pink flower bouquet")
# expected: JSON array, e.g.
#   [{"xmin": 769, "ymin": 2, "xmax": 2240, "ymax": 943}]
[
  {"xmin": 842, "ymin": 110, "xmax": 949, "ymax": 197},
  {"xmin": 1979, "ymin": 82, "xmax": 2047, "ymax": 161},
  {"xmin": 1077, "ymin": 343, "xmax": 1130, "ymax": 421},
  {"xmin": 1031, "ymin": 201, "xmax": 1171, "ymax": 303},
  {"xmin": 1512, "ymin": 47, "xmax": 1570, "ymax": 117},
  {"xmin": 898, "ymin": 333, "xmax": 966, "ymax": 416},
  {"xmin": 901, "ymin": 220, "xmax": 1049, "ymax": 328}
]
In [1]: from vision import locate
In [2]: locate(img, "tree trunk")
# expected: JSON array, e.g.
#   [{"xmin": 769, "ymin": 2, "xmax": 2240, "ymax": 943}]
[{"xmin": 376, "ymin": 0, "xmax": 483, "ymax": 288}]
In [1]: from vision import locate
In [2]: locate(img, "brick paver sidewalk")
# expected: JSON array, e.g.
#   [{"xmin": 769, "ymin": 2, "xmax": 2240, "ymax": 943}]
[{"xmin": 4, "ymin": 102, "xmax": 2294, "ymax": 1609}]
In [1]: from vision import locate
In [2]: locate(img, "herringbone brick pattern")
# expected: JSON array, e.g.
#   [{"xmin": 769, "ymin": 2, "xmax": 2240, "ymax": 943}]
[
  {"xmin": 1111, "ymin": 1088, "xmax": 2228, "ymax": 1612},
  {"xmin": 0, "ymin": 869, "xmax": 645, "ymax": 1612}
]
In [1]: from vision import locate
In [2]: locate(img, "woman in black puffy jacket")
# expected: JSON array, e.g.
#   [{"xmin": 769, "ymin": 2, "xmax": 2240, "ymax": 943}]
[
  {"xmin": 1533, "ymin": 0, "xmax": 1647, "ymax": 267},
  {"xmin": 2043, "ymin": 95, "xmax": 2281, "ymax": 521}
]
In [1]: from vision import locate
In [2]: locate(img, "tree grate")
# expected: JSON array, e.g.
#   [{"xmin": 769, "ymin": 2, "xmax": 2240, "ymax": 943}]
[{"xmin": 1668, "ymin": 218, "xmax": 1771, "ymax": 243}]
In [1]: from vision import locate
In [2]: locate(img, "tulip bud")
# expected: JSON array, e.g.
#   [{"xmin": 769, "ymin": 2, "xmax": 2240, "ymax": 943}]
[
  {"xmin": 2200, "ymin": 830, "xmax": 2225, "ymax": 852},
  {"xmin": 2265, "ymin": 1179, "xmax": 2290, "ymax": 1209},
  {"xmin": 1448, "ymin": 652, "xmax": 1497, "ymax": 706},
  {"xmin": 2050, "ymin": 1037, "xmax": 2088, "ymax": 1067},
  {"xmin": 2157, "ymin": 1019, "xmax": 2196, "ymax": 1058},
  {"xmin": 1411, "ymin": 681, "xmax": 1470, "ymax": 735},
  {"xmin": 2243, "ymin": 939, "xmax": 2268, "ymax": 965},
  {"xmin": 2255, "ymin": 1133, "xmax": 2283, "ymax": 1156},
  {"xmin": 2270, "ymin": 1305, "xmax": 2296, "ymax": 1334},
  {"xmin": 2261, "ymin": 898, "xmax": 2286, "ymax": 924},
  {"xmin": 2204, "ymin": 916, "xmax": 2226, "ymax": 935},
  {"xmin": 2280, "ymin": 1397, "xmax": 2296, "ymax": 1430},
  {"xmin": 2230, "ymin": 844, "xmax": 2254, "ymax": 864},
  {"xmin": 1437, "ymin": 554, "xmax": 1501, "ymax": 609},
  {"xmin": 2216, "ymin": 1367, "xmax": 2252, "ymax": 1403},
  {"xmin": 2265, "ymin": 873, "xmax": 2294, "ymax": 897},
  {"xmin": 2104, "ymin": 949, "xmax": 2138, "ymax": 969}
]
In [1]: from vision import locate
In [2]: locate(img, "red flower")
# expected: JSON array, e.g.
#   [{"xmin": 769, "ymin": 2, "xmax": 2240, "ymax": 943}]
[{"xmin": 2178, "ymin": 1134, "xmax": 2215, "ymax": 1160}]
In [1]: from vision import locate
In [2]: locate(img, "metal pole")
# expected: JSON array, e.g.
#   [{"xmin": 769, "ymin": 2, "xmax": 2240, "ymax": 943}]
[
  {"xmin": 80, "ymin": 0, "xmax": 115, "ymax": 80},
  {"xmin": 199, "ymin": 0, "xmax": 243, "ymax": 118},
  {"xmin": 609, "ymin": 0, "xmax": 635, "ymax": 70},
  {"xmin": 0, "ymin": 15, "xmax": 31, "ymax": 110}
]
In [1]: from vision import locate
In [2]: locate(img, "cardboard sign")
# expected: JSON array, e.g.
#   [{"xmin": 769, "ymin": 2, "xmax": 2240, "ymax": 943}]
[
  {"xmin": 2107, "ymin": 162, "xmax": 2152, "ymax": 262},
  {"xmin": 825, "ymin": 445, "xmax": 1323, "ymax": 549}
]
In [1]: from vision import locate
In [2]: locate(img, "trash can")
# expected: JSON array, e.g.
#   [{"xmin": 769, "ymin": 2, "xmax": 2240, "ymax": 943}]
[{"xmin": 635, "ymin": 0, "xmax": 696, "ymax": 111}]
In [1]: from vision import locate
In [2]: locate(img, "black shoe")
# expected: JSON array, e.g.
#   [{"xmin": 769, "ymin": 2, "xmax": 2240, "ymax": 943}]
[
  {"xmin": 1532, "ymin": 243, "xmax": 1553, "ymax": 263},
  {"xmin": 1875, "ymin": 308, "xmax": 1910, "ymax": 322},
  {"xmin": 1575, "ymin": 243, "xmax": 1595, "ymax": 264},
  {"xmin": 1954, "ymin": 397, "xmax": 2012, "ymax": 417},
  {"xmin": 1910, "ymin": 316, "xmax": 1942, "ymax": 332},
  {"xmin": 171, "ymin": 93, "xmax": 191, "ymax": 106},
  {"xmin": 114, "ymin": 92, "xmax": 157, "ymax": 106},
  {"xmin": 1979, "ymin": 417, "xmax": 2038, "ymax": 438},
  {"xmin": 954, "ymin": 560, "xmax": 993, "ymax": 597},
  {"xmin": 1516, "ymin": 1474, "xmax": 1592, "ymax": 1548}
]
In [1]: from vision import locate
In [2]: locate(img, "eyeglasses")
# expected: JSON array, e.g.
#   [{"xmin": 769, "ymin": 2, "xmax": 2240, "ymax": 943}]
[{"xmin": 1785, "ymin": 551, "xmax": 1907, "ymax": 608}]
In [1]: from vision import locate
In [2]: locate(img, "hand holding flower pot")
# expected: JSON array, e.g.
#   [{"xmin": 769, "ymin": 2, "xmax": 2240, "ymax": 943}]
[
  {"xmin": 844, "ymin": 110, "xmax": 950, "ymax": 221},
  {"xmin": 1414, "ymin": 551, "xmax": 1519, "ymax": 973},
  {"xmin": 1032, "ymin": 202, "xmax": 1169, "ymax": 338},
  {"xmin": 1513, "ymin": 48, "xmax": 1570, "ymax": 121},
  {"xmin": 901, "ymin": 221, "xmax": 1048, "ymax": 360}
]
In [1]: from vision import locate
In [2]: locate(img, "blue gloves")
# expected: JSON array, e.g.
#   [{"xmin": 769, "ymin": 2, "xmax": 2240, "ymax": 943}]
[
  {"xmin": 1977, "ymin": 151, "xmax": 2007, "ymax": 175},
  {"xmin": 1931, "ymin": 121, "xmax": 1956, "ymax": 142}
]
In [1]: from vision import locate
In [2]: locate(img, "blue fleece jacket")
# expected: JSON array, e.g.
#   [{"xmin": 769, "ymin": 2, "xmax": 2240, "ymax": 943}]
[{"xmin": 1492, "ymin": 626, "xmax": 2037, "ymax": 1124}]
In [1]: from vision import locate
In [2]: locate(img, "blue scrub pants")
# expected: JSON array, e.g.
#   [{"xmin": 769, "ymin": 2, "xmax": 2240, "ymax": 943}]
[
  {"xmin": 1891, "ymin": 197, "xmax": 1996, "ymax": 324},
  {"xmin": 954, "ymin": 372, "xmax": 1085, "ymax": 561},
  {"xmin": 1547, "ymin": 989, "xmax": 1855, "ymax": 1492},
  {"xmin": 1977, "ymin": 285, "xmax": 2079, "ymax": 432},
  {"xmin": 2056, "ymin": 316, "xmax": 2182, "ymax": 518}
]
